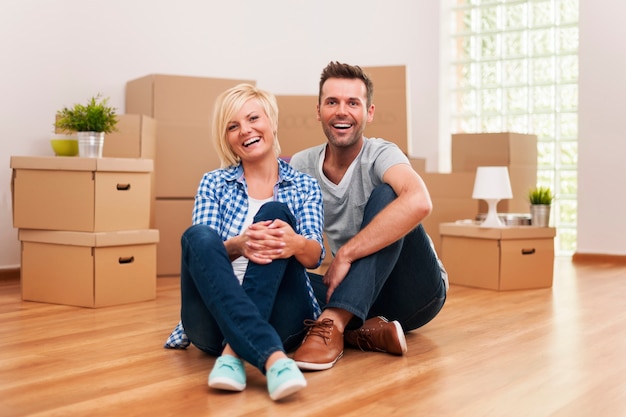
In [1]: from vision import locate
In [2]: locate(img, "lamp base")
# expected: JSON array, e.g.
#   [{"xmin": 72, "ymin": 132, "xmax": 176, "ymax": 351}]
[{"xmin": 479, "ymin": 199, "xmax": 505, "ymax": 228}]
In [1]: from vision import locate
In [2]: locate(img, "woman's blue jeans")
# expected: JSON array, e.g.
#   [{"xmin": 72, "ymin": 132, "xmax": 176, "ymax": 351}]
[
  {"xmin": 180, "ymin": 202, "xmax": 317, "ymax": 373},
  {"xmin": 309, "ymin": 184, "xmax": 447, "ymax": 331}
]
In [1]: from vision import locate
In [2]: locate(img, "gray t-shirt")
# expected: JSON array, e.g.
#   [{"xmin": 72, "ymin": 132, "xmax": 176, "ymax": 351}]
[{"xmin": 290, "ymin": 138, "xmax": 409, "ymax": 255}]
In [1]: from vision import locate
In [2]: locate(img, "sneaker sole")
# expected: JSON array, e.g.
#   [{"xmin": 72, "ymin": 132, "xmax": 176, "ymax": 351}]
[
  {"xmin": 294, "ymin": 351, "xmax": 344, "ymax": 371},
  {"xmin": 208, "ymin": 377, "xmax": 246, "ymax": 392},
  {"xmin": 391, "ymin": 320, "xmax": 408, "ymax": 355},
  {"xmin": 269, "ymin": 378, "xmax": 307, "ymax": 401}
]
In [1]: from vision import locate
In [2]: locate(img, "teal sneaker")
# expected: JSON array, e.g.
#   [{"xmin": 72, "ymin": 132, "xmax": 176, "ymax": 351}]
[
  {"xmin": 208, "ymin": 355, "xmax": 246, "ymax": 392},
  {"xmin": 267, "ymin": 358, "xmax": 307, "ymax": 401}
]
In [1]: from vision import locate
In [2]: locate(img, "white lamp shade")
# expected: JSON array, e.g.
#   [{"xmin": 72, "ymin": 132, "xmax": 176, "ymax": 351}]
[{"xmin": 472, "ymin": 166, "xmax": 513, "ymax": 200}]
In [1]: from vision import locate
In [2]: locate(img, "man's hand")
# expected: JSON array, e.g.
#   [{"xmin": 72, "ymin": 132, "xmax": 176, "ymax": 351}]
[{"xmin": 323, "ymin": 252, "xmax": 352, "ymax": 303}]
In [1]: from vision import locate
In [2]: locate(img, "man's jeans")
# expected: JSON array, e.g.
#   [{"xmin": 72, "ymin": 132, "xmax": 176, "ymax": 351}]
[
  {"xmin": 309, "ymin": 184, "xmax": 447, "ymax": 331},
  {"xmin": 180, "ymin": 202, "xmax": 317, "ymax": 372}
]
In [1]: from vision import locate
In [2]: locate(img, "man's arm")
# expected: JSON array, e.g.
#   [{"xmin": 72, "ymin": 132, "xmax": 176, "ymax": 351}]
[
  {"xmin": 322, "ymin": 163, "xmax": 432, "ymax": 300},
  {"xmin": 338, "ymin": 163, "xmax": 431, "ymax": 263}
]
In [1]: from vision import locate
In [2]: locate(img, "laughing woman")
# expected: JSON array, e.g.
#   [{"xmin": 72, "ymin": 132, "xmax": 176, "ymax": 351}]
[{"xmin": 164, "ymin": 84, "xmax": 325, "ymax": 401}]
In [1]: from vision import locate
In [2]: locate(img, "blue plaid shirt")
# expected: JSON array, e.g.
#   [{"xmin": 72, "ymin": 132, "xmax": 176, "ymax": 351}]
[{"xmin": 192, "ymin": 158, "xmax": 325, "ymax": 264}]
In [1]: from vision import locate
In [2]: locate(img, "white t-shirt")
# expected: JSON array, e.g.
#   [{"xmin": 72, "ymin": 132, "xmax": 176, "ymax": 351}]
[{"xmin": 231, "ymin": 196, "xmax": 273, "ymax": 284}]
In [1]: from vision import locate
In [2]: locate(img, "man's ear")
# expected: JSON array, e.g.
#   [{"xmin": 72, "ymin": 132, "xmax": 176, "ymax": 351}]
[{"xmin": 367, "ymin": 103, "xmax": 375, "ymax": 123}]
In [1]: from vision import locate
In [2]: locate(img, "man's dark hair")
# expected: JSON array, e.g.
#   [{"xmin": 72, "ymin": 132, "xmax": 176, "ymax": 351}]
[{"xmin": 318, "ymin": 61, "xmax": 374, "ymax": 107}]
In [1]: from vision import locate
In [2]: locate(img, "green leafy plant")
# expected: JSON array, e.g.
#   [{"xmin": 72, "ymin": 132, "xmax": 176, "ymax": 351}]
[
  {"xmin": 528, "ymin": 186, "xmax": 554, "ymax": 205},
  {"xmin": 54, "ymin": 94, "xmax": 118, "ymax": 133}
]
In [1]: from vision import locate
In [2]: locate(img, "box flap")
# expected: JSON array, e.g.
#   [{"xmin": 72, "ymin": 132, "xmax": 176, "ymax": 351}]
[
  {"xmin": 19, "ymin": 229, "xmax": 159, "ymax": 247},
  {"xmin": 10, "ymin": 156, "xmax": 153, "ymax": 173},
  {"xmin": 439, "ymin": 222, "xmax": 556, "ymax": 239}
]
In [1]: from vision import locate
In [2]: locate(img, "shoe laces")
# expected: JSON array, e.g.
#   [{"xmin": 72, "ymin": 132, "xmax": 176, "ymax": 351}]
[
  {"xmin": 350, "ymin": 331, "xmax": 383, "ymax": 352},
  {"xmin": 349, "ymin": 321, "xmax": 387, "ymax": 352},
  {"xmin": 303, "ymin": 318, "xmax": 335, "ymax": 345}
]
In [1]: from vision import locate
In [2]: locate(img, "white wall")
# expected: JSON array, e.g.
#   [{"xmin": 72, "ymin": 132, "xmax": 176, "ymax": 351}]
[
  {"xmin": 577, "ymin": 0, "xmax": 626, "ymax": 255},
  {"xmin": 0, "ymin": 0, "xmax": 441, "ymax": 268},
  {"xmin": 0, "ymin": 0, "xmax": 624, "ymax": 269}
]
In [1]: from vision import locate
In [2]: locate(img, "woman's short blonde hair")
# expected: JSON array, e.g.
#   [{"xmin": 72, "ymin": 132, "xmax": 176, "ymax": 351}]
[{"xmin": 212, "ymin": 83, "xmax": 281, "ymax": 167}]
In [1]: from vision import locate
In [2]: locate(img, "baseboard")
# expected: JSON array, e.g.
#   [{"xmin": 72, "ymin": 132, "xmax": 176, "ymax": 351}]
[
  {"xmin": 572, "ymin": 252, "xmax": 626, "ymax": 265},
  {"xmin": 0, "ymin": 267, "xmax": 20, "ymax": 281}
]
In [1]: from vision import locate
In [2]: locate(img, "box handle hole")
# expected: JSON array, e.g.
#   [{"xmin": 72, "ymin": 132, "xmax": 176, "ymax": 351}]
[
  {"xmin": 521, "ymin": 248, "xmax": 536, "ymax": 255},
  {"xmin": 116, "ymin": 183, "xmax": 131, "ymax": 191},
  {"xmin": 118, "ymin": 256, "xmax": 135, "ymax": 264}
]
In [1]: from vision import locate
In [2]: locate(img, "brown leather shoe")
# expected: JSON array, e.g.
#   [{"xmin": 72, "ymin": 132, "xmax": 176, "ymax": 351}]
[
  {"xmin": 344, "ymin": 316, "xmax": 408, "ymax": 355},
  {"xmin": 293, "ymin": 318, "xmax": 344, "ymax": 371}
]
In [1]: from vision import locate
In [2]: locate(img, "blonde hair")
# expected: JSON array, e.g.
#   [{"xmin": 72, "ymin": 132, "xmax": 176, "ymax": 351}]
[{"xmin": 212, "ymin": 83, "xmax": 281, "ymax": 167}]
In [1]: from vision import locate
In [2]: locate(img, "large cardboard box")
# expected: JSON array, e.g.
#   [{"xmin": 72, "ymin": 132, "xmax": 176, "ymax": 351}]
[
  {"xmin": 276, "ymin": 95, "xmax": 324, "ymax": 157},
  {"xmin": 125, "ymin": 74, "xmax": 248, "ymax": 198},
  {"xmin": 155, "ymin": 121, "xmax": 221, "ymax": 198},
  {"xmin": 11, "ymin": 156, "xmax": 153, "ymax": 232},
  {"xmin": 418, "ymin": 172, "xmax": 478, "ymax": 253},
  {"xmin": 103, "ymin": 114, "xmax": 156, "ymax": 159},
  {"xmin": 451, "ymin": 132, "xmax": 537, "ymax": 172},
  {"xmin": 19, "ymin": 229, "xmax": 159, "ymax": 307},
  {"xmin": 409, "ymin": 158, "xmax": 426, "ymax": 173},
  {"xmin": 155, "ymin": 199, "xmax": 194, "ymax": 276},
  {"xmin": 363, "ymin": 65, "xmax": 409, "ymax": 155},
  {"xmin": 103, "ymin": 114, "xmax": 157, "ymax": 226},
  {"xmin": 125, "ymin": 74, "xmax": 256, "ymax": 123},
  {"xmin": 439, "ymin": 223, "xmax": 555, "ymax": 290}
]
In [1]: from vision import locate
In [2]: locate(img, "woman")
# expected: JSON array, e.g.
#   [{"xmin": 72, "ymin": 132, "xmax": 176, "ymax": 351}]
[{"xmin": 165, "ymin": 84, "xmax": 325, "ymax": 401}]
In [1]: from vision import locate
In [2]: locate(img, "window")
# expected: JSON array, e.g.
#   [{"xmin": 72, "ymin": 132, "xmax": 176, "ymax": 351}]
[{"xmin": 448, "ymin": 0, "xmax": 579, "ymax": 255}]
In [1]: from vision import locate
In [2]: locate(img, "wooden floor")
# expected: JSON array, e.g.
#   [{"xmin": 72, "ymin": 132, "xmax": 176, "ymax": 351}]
[{"xmin": 1, "ymin": 257, "xmax": 626, "ymax": 417}]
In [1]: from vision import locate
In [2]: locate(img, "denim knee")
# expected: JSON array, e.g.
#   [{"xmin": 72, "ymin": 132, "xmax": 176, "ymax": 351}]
[{"xmin": 254, "ymin": 202, "xmax": 296, "ymax": 226}]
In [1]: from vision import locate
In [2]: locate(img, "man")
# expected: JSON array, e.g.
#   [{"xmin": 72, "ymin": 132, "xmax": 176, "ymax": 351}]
[{"xmin": 290, "ymin": 61, "xmax": 448, "ymax": 371}]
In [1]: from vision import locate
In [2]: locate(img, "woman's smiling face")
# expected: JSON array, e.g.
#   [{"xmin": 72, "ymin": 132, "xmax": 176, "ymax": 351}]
[{"xmin": 226, "ymin": 98, "xmax": 275, "ymax": 162}]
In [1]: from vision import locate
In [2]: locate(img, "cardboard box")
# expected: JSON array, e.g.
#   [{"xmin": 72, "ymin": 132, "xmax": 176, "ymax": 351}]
[
  {"xmin": 451, "ymin": 132, "xmax": 537, "ymax": 173},
  {"xmin": 11, "ymin": 156, "xmax": 153, "ymax": 232},
  {"xmin": 439, "ymin": 223, "xmax": 555, "ymax": 290},
  {"xmin": 125, "ymin": 74, "xmax": 256, "ymax": 123},
  {"xmin": 103, "ymin": 114, "xmax": 157, "ymax": 226},
  {"xmin": 154, "ymin": 199, "xmax": 194, "ymax": 276},
  {"xmin": 418, "ymin": 172, "xmax": 478, "ymax": 253},
  {"xmin": 421, "ymin": 172, "xmax": 476, "ymax": 198},
  {"xmin": 422, "ymin": 197, "xmax": 478, "ymax": 254},
  {"xmin": 103, "ymin": 114, "xmax": 156, "ymax": 159},
  {"xmin": 125, "ymin": 74, "xmax": 245, "ymax": 198},
  {"xmin": 409, "ymin": 158, "xmax": 426, "ymax": 173},
  {"xmin": 19, "ymin": 229, "xmax": 159, "ymax": 307},
  {"xmin": 155, "ymin": 121, "xmax": 222, "ymax": 198},
  {"xmin": 363, "ymin": 65, "xmax": 409, "ymax": 155},
  {"xmin": 276, "ymin": 95, "xmax": 325, "ymax": 157}
]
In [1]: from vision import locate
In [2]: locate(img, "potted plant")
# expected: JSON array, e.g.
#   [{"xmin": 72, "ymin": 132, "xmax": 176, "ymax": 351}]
[
  {"xmin": 528, "ymin": 186, "xmax": 553, "ymax": 227},
  {"xmin": 54, "ymin": 94, "xmax": 118, "ymax": 158}
]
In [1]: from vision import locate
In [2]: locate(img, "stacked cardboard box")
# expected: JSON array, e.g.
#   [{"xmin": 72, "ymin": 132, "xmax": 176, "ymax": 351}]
[
  {"xmin": 125, "ymin": 74, "xmax": 255, "ymax": 276},
  {"xmin": 10, "ymin": 156, "xmax": 159, "ymax": 307},
  {"xmin": 415, "ymin": 133, "xmax": 539, "ymax": 254},
  {"xmin": 104, "ymin": 114, "xmax": 157, "ymax": 226},
  {"xmin": 451, "ymin": 132, "xmax": 538, "ymax": 214},
  {"xmin": 419, "ymin": 171, "xmax": 478, "ymax": 254}
]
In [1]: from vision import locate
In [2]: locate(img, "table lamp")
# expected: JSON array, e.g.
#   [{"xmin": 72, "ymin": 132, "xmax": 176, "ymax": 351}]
[{"xmin": 472, "ymin": 166, "xmax": 513, "ymax": 228}]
